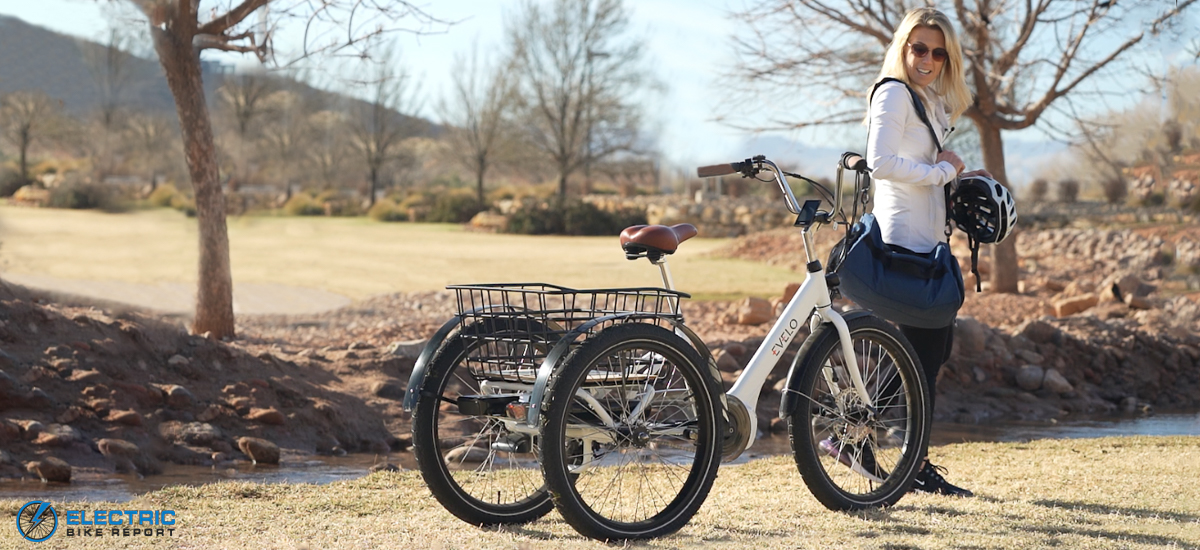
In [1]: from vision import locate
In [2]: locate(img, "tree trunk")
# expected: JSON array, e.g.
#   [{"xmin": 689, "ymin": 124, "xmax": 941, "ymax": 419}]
[
  {"xmin": 977, "ymin": 120, "xmax": 1020, "ymax": 294},
  {"xmin": 558, "ymin": 171, "xmax": 569, "ymax": 203},
  {"xmin": 369, "ymin": 165, "xmax": 379, "ymax": 208},
  {"xmin": 152, "ymin": 27, "xmax": 236, "ymax": 338},
  {"xmin": 476, "ymin": 156, "xmax": 486, "ymax": 205},
  {"xmin": 19, "ymin": 129, "xmax": 29, "ymax": 183}
]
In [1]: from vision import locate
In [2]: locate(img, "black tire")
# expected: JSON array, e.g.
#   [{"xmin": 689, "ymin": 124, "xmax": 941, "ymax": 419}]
[
  {"xmin": 411, "ymin": 319, "xmax": 554, "ymax": 526},
  {"xmin": 788, "ymin": 314, "xmax": 931, "ymax": 511},
  {"xmin": 539, "ymin": 323, "xmax": 723, "ymax": 540}
]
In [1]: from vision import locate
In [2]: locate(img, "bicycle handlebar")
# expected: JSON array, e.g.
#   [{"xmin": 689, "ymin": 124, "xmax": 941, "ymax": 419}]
[{"xmin": 696, "ymin": 163, "xmax": 738, "ymax": 178}]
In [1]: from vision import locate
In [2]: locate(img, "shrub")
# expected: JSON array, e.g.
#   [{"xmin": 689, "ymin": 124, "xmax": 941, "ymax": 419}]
[
  {"xmin": 47, "ymin": 183, "xmax": 125, "ymax": 212},
  {"xmin": 504, "ymin": 200, "xmax": 647, "ymax": 236},
  {"xmin": 367, "ymin": 199, "xmax": 408, "ymax": 222},
  {"xmin": 1101, "ymin": 176, "xmax": 1127, "ymax": 204},
  {"xmin": 1028, "ymin": 178, "xmax": 1048, "ymax": 202},
  {"xmin": 147, "ymin": 184, "xmax": 179, "ymax": 207},
  {"xmin": 0, "ymin": 169, "xmax": 30, "ymax": 197},
  {"xmin": 282, "ymin": 193, "xmax": 324, "ymax": 216},
  {"xmin": 1056, "ymin": 178, "xmax": 1079, "ymax": 203},
  {"xmin": 170, "ymin": 194, "xmax": 196, "ymax": 217},
  {"xmin": 428, "ymin": 191, "xmax": 485, "ymax": 223}
]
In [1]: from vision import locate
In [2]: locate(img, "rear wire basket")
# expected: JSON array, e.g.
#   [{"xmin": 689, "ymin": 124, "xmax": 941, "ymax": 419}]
[{"xmin": 448, "ymin": 283, "xmax": 688, "ymax": 383}]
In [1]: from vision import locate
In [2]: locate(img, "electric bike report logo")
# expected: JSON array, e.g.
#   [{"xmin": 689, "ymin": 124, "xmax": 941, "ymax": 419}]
[
  {"xmin": 16, "ymin": 501, "xmax": 58, "ymax": 542},
  {"xmin": 14, "ymin": 500, "xmax": 177, "ymax": 541}
]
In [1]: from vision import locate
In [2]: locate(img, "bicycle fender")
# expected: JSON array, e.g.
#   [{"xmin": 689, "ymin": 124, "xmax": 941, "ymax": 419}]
[
  {"xmin": 523, "ymin": 313, "xmax": 661, "ymax": 429},
  {"xmin": 778, "ymin": 310, "xmax": 874, "ymax": 418},
  {"xmin": 402, "ymin": 315, "xmax": 463, "ymax": 412}
]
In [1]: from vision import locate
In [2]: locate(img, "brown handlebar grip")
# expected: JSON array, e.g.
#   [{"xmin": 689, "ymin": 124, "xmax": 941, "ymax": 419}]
[{"xmin": 697, "ymin": 163, "xmax": 735, "ymax": 178}]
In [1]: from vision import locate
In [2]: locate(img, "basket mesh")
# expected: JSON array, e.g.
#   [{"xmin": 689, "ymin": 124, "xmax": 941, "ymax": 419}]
[{"xmin": 448, "ymin": 283, "xmax": 687, "ymax": 383}]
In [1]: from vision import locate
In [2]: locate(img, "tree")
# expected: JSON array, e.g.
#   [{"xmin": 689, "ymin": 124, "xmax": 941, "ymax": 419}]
[
  {"xmin": 439, "ymin": 43, "xmax": 516, "ymax": 204},
  {"xmin": 507, "ymin": 0, "xmax": 651, "ymax": 201},
  {"xmin": 346, "ymin": 47, "xmax": 423, "ymax": 208},
  {"xmin": 724, "ymin": 0, "xmax": 1197, "ymax": 292},
  {"xmin": 0, "ymin": 91, "xmax": 64, "ymax": 184},
  {"xmin": 115, "ymin": 0, "xmax": 442, "ymax": 338},
  {"xmin": 125, "ymin": 112, "xmax": 181, "ymax": 191},
  {"xmin": 80, "ymin": 28, "xmax": 136, "ymax": 180}
]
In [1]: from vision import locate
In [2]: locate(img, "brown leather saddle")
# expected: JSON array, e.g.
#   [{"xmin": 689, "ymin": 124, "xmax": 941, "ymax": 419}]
[{"xmin": 619, "ymin": 224, "xmax": 698, "ymax": 261}]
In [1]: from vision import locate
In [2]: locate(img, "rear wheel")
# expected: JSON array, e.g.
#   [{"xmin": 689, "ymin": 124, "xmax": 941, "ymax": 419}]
[
  {"xmin": 788, "ymin": 314, "xmax": 930, "ymax": 511},
  {"xmin": 411, "ymin": 320, "xmax": 553, "ymax": 525},
  {"xmin": 539, "ymin": 323, "xmax": 723, "ymax": 540}
]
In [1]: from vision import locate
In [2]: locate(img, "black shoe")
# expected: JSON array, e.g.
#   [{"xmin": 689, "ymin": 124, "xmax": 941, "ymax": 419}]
[
  {"xmin": 910, "ymin": 461, "xmax": 973, "ymax": 497},
  {"xmin": 819, "ymin": 436, "xmax": 888, "ymax": 483}
]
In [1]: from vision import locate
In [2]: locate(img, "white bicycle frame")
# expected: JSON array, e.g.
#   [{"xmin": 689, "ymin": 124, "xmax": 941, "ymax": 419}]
[{"xmin": 659, "ymin": 158, "xmax": 871, "ymax": 454}]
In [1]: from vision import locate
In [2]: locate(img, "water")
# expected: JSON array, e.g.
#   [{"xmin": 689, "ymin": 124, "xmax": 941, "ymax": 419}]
[{"xmin": 3, "ymin": 413, "xmax": 1196, "ymax": 503}]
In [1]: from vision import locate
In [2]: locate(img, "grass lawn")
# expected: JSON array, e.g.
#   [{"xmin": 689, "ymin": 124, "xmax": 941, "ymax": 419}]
[
  {"xmin": 2, "ymin": 437, "xmax": 1197, "ymax": 549},
  {"xmin": 0, "ymin": 205, "xmax": 800, "ymax": 301}
]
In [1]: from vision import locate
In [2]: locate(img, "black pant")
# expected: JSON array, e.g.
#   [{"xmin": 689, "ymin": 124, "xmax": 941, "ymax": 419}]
[{"xmin": 898, "ymin": 322, "xmax": 954, "ymax": 412}]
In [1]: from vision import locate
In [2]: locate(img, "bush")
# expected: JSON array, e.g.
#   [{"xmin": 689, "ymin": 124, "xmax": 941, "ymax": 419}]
[
  {"xmin": 1101, "ymin": 176, "xmax": 1127, "ymax": 204},
  {"xmin": 147, "ymin": 184, "xmax": 179, "ymax": 207},
  {"xmin": 1056, "ymin": 178, "xmax": 1079, "ymax": 203},
  {"xmin": 428, "ymin": 191, "xmax": 485, "ymax": 223},
  {"xmin": 0, "ymin": 170, "xmax": 31, "ymax": 197},
  {"xmin": 1028, "ymin": 178, "xmax": 1048, "ymax": 202},
  {"xmin": 367, "ymin": 199, "xmax": 408, "ymax": 222},
  {"xmin": 504, "ymin": 200, "xmax": 647, "ymax": 236},
  {"xmin": 46, "ymin": 183, "xmax": 125, "ymax": 212},
  {"xmin": 170, "ymin": 194, "xmax": 196, "ymax": 217},
  {"xmin": 282, "ymin": 193, "xmax": 324, "ymax": 216}
]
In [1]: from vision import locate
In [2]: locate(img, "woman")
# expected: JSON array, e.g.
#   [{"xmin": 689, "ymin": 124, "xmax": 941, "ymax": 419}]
[{"xmin": 861, "ymin": 7, "xmax": 986, "ymax": 497}]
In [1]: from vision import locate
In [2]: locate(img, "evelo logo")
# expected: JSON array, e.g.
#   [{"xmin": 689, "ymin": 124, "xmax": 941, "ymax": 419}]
[{"xmin": 16, "ymin": 500, "xmax": 58, "ymax": 542}]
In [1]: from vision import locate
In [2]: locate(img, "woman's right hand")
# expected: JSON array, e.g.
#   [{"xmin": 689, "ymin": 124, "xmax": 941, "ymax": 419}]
[{"xmin": 937, "ymin": 150, "xmax": 965, "ymax": 174}]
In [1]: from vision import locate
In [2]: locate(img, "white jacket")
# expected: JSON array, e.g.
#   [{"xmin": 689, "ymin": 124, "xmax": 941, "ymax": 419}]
[{"xmin": 866, "ymin": 80, "xmax": 957, "ymax": 254}]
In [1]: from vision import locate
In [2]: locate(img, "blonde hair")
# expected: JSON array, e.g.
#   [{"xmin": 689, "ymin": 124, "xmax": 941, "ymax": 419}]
[{"xmin": 870, "ymin": 8, "xmax": 971, "ymax": 122}]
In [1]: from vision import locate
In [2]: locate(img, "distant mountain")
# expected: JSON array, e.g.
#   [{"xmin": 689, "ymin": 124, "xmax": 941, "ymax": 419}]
[
  {"xmin": 0, "ymin": 15, "xmax": 438, "ymax": 135},
  {"xmin": 0, "ymin": 14, "xmax": 225, "ymax": 115}
]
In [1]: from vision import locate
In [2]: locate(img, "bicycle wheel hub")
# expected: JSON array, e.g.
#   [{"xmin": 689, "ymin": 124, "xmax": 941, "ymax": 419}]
[{"xmin": 616, "ymin": 426, "xmax": 652, "ymax": 448}]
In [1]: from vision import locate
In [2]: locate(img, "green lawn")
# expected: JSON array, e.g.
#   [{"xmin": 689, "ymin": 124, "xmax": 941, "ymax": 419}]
[
  {"xmin": 2, "ymin": 437, "xmax": 1196, "ymax": 549},
  {"xmin": 0, "ymin": 205, "xmax": 800, "ymax": 300}
]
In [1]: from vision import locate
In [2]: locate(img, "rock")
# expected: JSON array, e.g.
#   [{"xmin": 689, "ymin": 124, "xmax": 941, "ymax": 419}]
[
  {"xmin": 164, "ymin": 385, "xmax": 195, "ymax": 410},
  {"xmin": 32, "ymin": 457, "xmax": 72, "ymax": 482},
  {"xmin": 56, "ymin": 406, "xmax": 86, "ymax": 424},
  {"xmin": 389, "ymin": 434, "xmax": 413, "ymax": 452},
  {"xmin": 972, "ymin": 366, "xmax": 988, "ymax": 383},
  {"xmin": 369, "ymin": 462, "xmax": 401, "ymax": 473},
  {"xmin": 1016, "ymin": 365, "xmax": 1045, "ymax": 391},
  {"xmin": 34, "ymin": 424, "xmax": 80, "ymax": 447},
  {"xmin": 97, "ymin": 438, "xmax": 140, "ymax": 459},
  {"xmin": 735, "ymin": 297, "xmax": 773, "ymax": 325},
  {"xmin": 196, "ymin": 404, "xmax": 225, "ymax": 422},
  {"xmin": 0, "ymin": 420, "xmax": 20, "ymax": 441},
  {"xmin": 1042, "ymin": 369, "xmax": 1074, "ymax": 394},
  {"xmin": 768, "ymin": 417, "xmax": 788, "ymax": 434},
  {"xmin": 1054, "ymin": 293, "xmax": 1098, "ymax": 317},
  {"xmin": 387, "ymin": 339, "xmax": 428, "ymax": 358},
  {"xmin": 1120, "ymin": 396, "xmax": 1139, "ymax": 413},
  {"xmin": 246, "ymin": 407, "xmax": 286, "ymax": 426},
  {"xmin": 167, "ymin": 354, "xmax": 190, "ymax": 367},
  {"xmin": 954, "ymin": 316, "xmax": 987, "ymax": 353},
  {"xmin": 984, "ymin": 386, "xmax": 1017, "ymax": 398},
  {"xmin": 108, "ymin": 409, "xmax": 142, "ymax": 426},
  {"xmin": 782, "ymin": 282, "xmax": 802, "ymax": 303},
  {"xmin": 20, "ymin": 420, "xmax": 46, "ymax": 439},
  {"xmin": 160, "ymin": 421, "xmax": 223, "ymax": 446},
  {"xmin": 1018, "ymin": 319, "xmax": 1060, "ymax": 344},
  {"xmin": 66, "ymin": 369, "xmax": 104, "ymax": 383},
  {"xmin": 370, "ymin": 380, "xmax": 406, "ymax": 400},
  {"xmin": 22, "ymin": 387, "xmax": 53, "ymax": 409},
  {"xmin": 1125, "ymin": 294, "xmax": 1153, "ymax": 310},
  {"xmin": 237, "ymin": 437, "xmax": 280, "ymax": 465},
  {"xmin": 0, "ymin": 449, "xmax": 12, "ymax": 465},
  {"xmin": 722, "ymin": 342, "xmax": 748, "ymax": 356},
  {"xmin": 712, "ymin": 348, "xmax": 740, "ymax": 371},
  {"xmin": 444, "ymin": 445, "xmax": 490, "ymax": 463},
  {"xmin": 1014, "ymin": 349, "xmax": 1045, "ymax": 364}
]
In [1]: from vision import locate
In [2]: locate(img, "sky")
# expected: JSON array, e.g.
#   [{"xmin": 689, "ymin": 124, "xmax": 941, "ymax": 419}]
[
  {"xmin": 0, "ymin": 0, "xmax": 773, "ymax": 170},
  {"xmin": 2, "ymin": 0, "xmax": 1182, "ymax": 184}
]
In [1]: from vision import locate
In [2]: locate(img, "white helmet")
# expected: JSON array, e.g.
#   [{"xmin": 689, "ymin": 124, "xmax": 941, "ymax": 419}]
[{"xmin": 951, "ymin": 175, "xmax": 1017, "ymax": 244}]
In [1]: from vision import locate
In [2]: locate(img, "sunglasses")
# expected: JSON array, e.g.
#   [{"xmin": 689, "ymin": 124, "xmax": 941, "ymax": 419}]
[{"xmin": 908, "ymin": 42, "xmax": 948, "ymax": 63}]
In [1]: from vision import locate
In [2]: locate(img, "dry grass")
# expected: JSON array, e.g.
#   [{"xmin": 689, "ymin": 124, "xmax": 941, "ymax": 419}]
[
  {"xmin": 0, "ymin": 205, "xmax": 799, "ymax": 300},
  {"xmin": 2, "ymin": 436, "xmax": 1197, "ymax": 549}
]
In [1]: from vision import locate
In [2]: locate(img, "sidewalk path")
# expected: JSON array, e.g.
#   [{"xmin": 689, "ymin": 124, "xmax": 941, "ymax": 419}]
[{"xmin": 2, "ymin": 273, "xmax": 352, "ymax": 315}]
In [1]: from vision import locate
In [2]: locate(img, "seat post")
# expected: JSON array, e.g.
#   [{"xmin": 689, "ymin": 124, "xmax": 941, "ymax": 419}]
[{"xmin": 652, "ymin": 258, "xmax": 681, "ymax": 315}]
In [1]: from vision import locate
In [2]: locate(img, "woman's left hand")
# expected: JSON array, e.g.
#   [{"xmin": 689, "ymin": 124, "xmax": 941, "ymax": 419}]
[{"xmin": 961, "ymin": 169, "xmax": 995, "ymax": 179}]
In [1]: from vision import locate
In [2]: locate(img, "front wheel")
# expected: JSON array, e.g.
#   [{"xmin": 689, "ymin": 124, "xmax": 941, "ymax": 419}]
[
  {"xmin": 539, "ymin": 323, "xmax": 723, "ymax": 540},
  {"xmin": 788, "ymin": 314, "xmax": 931, "ymax": 511}
]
